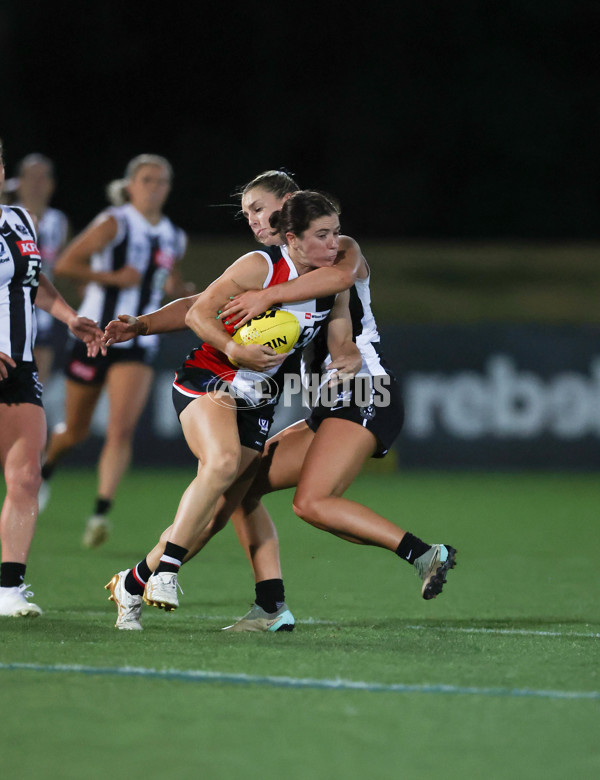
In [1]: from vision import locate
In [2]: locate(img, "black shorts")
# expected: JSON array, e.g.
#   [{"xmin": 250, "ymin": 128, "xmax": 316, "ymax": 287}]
[
  {"xmin": 306, "ymin": 373, "xmax": 404, "ymax": 458},
  {"xmin": 172, "ymin": 364, "xmax": 276, "ymax": 453},
  {"xmin": 65, "ymin": 340, "xmax": 157, "ymax": 386},
  {"xmin": 0, "ymin": 361, "xmax": 44, "ymax": 407}
]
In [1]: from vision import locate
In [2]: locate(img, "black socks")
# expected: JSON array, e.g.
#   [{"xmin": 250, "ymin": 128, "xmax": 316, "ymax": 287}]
[
  {"xmin": 40, "ymin": 463, "xmax": 55, "ymax": 481},
  {"xmin": 95, "ymin": 497, "xmax": 112, "ymax": 516},
  {"xmin": 396, "ymin": 533, "xmax": 431, "ymax": 565},
  {"xmin": 0, "ymin": 562, "xmax": 26, "ymax": 588},
  {"xmin": 255, "ymin": 579, "xmax": 285, "ymax": 613}
]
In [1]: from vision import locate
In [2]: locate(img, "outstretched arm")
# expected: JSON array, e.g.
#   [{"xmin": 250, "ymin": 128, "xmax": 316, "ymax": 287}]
[
  {"xmin": 218, "ymin": 236, "xmax": 364, "ymax": 327},
  {"xmin": 103, "ymin": 294, "xmax": 200, "ymax": 345},
  {"xmin": 36, "ymin": 273, "xmax": 104, "ymax": 355}
]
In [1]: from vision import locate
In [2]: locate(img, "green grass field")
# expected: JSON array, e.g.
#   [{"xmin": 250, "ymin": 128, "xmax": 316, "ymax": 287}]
[{"xmin": 1, "ymin": 469, "xmax": 599, "ymax": 780}]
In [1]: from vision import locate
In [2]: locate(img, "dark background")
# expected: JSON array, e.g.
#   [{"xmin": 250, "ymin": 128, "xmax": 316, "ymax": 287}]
[{"xmin": 1, "ymin": 0, "xmax": 598, "ymax": 239}]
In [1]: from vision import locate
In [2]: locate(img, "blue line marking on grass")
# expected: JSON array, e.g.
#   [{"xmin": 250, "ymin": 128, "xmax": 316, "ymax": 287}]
[{"xmin": 1, "ymin": 663, "xmax": 598, "ymax": 700}]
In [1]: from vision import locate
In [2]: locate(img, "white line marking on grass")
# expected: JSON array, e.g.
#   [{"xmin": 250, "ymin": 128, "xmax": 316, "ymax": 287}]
[
  {"xmin": 48, "ymin": 612, "xmax": 599, "ymax": 636},
  {"xmin": 51, "ymin": 610, "xmax": 338, "ymax": 625},
  {"xmin": 406, "ymin": 625, "xmax": 600, "ymax": 640},
  {"xmin": 1, "ymin": 662, "xmax": 598, "ymax": 701}
]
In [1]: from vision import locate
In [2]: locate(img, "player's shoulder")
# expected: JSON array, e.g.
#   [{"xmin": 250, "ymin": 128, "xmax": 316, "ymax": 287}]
[
  {"xmin": 339, "ymin": 234, "xmax": 361, "ymax": 253},
  {"xmin": 230, "ymin": 249, "xmax": 271, "ymax": 272},
  {"xmin": 6, "ymin": 205, "xmax": 37, "ymax": 236},
  {"xmin": 223, "ymin": 250, "xmax": 271, "ymax": 287}
]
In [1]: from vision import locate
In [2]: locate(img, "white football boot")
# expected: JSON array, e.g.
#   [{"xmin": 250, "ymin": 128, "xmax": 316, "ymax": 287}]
[
  {"xmin": 0, "ymin": 584, "xmax": 43, "ymax": 617},
  {"xmin": 143, "ymin": 572, "xmax": 181, "ymax": 611},
  {"xmin": 105, "ymin": 570, "xmax": 143, "ymax": 630}
]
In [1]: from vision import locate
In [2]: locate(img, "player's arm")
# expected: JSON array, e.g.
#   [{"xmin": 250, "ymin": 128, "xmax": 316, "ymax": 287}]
[
  {"xmin": 218, "ymin": 235, "xmax": 363, "ymax": 327},
  {"xmin": 36, "ymin": 273, "xmax": 104, "ymax": 355},
  {"xmin": 54, "ymin": 214, "xmax": 141, "ymax": 288},
  {"xmin": 163, "ymin": 267, "xmax": 197, "ymax": 299},
  {"xmin": 325, "ymin": 290, "xmax": 362, "ymax": 378},
  {"xmin": 103, "ymin": 294, "xmax": 200, "ymax": 346},
  {"xmin": 185, "ymin": 252, "xmax": 284, "ymax": 371},
  {"xmin": 163, "ymin": 232, "xmax": 196, "ymax": 299}
]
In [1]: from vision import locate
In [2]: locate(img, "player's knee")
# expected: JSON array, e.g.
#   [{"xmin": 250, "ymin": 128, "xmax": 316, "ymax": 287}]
[
  {"xmin": 292, "ymin": 491, "xmax": 322, "ymax": 527},
  {"xmin": 5, "ymin": 461, "xmax": 42, "ymax": 499},
  {"xmin": 204, "ymin": 449, "xmax": 240, "ymax": 487},
  {"xmin": 105, "ymin": 423, "xmax": 136, "ymax": 446}
]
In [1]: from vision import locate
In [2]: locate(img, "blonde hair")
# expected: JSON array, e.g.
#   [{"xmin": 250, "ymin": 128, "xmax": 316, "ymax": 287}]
[{"xmin": 106, "ymin": 154, "xmax": 173, "ymax": 206}]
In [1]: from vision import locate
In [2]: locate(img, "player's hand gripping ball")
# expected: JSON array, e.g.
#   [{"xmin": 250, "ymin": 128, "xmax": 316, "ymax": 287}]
[{"xmin": 231, "ymin": 309, "xmax": 301, "ymax": 364}]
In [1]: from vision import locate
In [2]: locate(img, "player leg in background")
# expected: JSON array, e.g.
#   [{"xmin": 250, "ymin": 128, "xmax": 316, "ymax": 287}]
[
  {"xmin": 38, "ymin": 378, "xmax": 103, "ymax": 513},
  {"xmin": 0, "ymin": 404, "xmax": 46, "ymax": 617},
  {"xmin": 33, "ymin": 344, "xmax": 54, "ymax": 386},
  {"xmin": 292, "ymin": 418, "xmax": 456, "ymax": 599},
  {"xmin": 82, "ymin": 361, "xmax": 154, "ymax": 548}
]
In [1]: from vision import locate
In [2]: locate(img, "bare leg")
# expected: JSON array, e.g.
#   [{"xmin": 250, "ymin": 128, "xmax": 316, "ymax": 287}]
[
  {"xmin": 230, "ymin": 420, "xmax": 316, "ymax": 580},
  {"xmin": 145, "ymin": 446, "xmax": 261, "ymax": 571},
  {"xmin": 292, "ymin": 418, "xmax": 406, "ymax": 549},
  {"xmin": 44, "ymin": 379, "xmax": 103, "ymax": 466},
  {"xmin": 97, "ymin": 362, "xmax": 153, "ymax": 500},
  {"xmin": 0, "ymin": 405, "xmax": 46, "ymax": 563},
  {"xmin": 33, "ymin": 346, "xmax": 54, "ymax": 386},
  {"xmin": 165, "ymin": 393, "xmax": 247, "ymax": 550}
]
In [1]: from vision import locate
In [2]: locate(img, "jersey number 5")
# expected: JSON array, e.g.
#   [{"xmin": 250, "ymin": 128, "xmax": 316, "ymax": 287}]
[{"xmin": 23, "ymin": 259, "xmax": 41, "ymax": 287}]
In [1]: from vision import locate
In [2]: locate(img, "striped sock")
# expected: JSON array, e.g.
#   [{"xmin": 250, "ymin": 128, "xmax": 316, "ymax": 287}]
[
  {"xmin": 125, "ymin": 558, "xmax": 152, "ymax": 596},
  {"xmin": 154, "ymin": 542, "xmax": 188, "ymax": 575}
]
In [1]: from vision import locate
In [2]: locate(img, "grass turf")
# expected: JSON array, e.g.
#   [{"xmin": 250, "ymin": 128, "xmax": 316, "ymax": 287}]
[{"xmin": 1, "ymin": 469, "xmax": 599, "ymax": 779}]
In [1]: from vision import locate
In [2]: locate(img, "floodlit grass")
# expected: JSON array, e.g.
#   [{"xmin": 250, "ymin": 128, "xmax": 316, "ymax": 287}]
[{"xmin": 1, "ymin": 469, "xmax": 599, "ymax": 779}]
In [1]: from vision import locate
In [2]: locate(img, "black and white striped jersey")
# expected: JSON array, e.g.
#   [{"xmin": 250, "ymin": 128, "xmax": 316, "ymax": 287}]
[
  {"xmin": 15, "ymin": 204, "xmax": 69, "ymax": 341},
  {"xmin": 0, "ymin": 206, "xmax": 41, "ymax": 361},
  {"xmin": 302, "ymin": 265, "xmax": 389, "ymax": 382},
  {"xmin": 77, "ymin": 203, "xmax": 186, "ymax": 351},
  {"xmin": 348, "ymin": 271, "xmax": 387, "ymax": 376},
  {"xmin": 13, "ymin": 204, "xmax": 69, "ymax": 279}
]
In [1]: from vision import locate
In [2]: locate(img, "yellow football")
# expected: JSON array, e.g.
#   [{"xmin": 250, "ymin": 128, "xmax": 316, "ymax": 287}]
[{"xmin": 232, "ymin": 309, "xmax": 301, "ymax": 357}]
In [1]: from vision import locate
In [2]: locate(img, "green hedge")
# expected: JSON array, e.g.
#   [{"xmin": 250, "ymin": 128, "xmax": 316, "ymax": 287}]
[{"xmin": 178, "ymin": 238, "xmax": 600, "ymax": 325}]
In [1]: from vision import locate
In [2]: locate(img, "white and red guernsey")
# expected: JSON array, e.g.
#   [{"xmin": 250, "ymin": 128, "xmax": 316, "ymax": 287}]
[{"xmin": 174, "ymin": 244, "xmax": 335, "ymax": 407}]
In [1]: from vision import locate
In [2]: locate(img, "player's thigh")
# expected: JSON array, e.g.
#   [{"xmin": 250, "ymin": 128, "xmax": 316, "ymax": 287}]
[
  {"xmin": 179, "ymin": 392, "xmax": 240, "ymax": 464},
  {"xmin": 253, "ymin": 419, "xmax": 315, "ymax": 495},
  {"xmin": 295, "ymin": 418, "xmax": 377, "ymax": 499},
  {"xmin": 104, "ymin": 362, "xmax": 154, "ymax": 429},
  {"xmin": 0, "ymin": 404, "xmax": 47, "ymax": 472}
]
